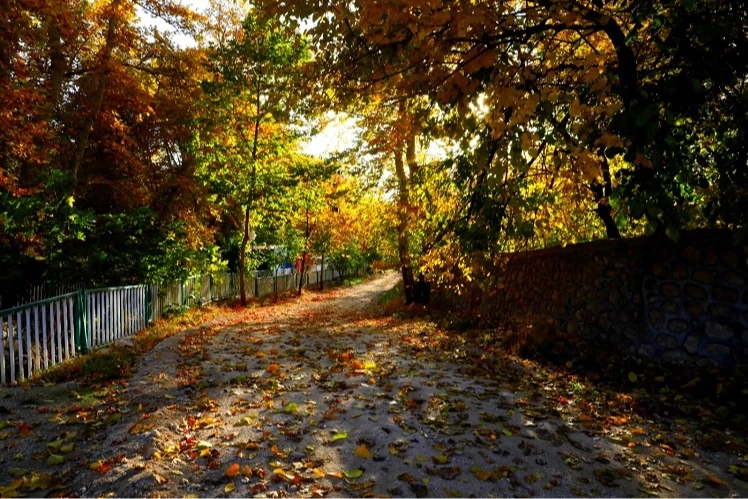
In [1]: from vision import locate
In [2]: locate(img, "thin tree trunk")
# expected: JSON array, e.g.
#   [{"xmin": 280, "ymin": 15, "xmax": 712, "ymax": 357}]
[
  {"xmin": 239, "ymin": 80, "xmax": 262, "ymax": 306},
  {"xmin": 591, "ymin": 157, "xmax": 621, "ymax": 239},
  {"xmin": 298, "ymin": 207, "xmax": 309, "ymax": 296},
  {"xmin": 70, "ymin": 0, "xmax": 121, "ymax": 191},
  {"xmin": 394, "ymin": 148, "xmax": 415, "ymax": 304},
  {"xmin": 239, "ymin": 205, "xmax": 251, "ymax": 306},
  {"xmin": 22, "ymin": 20, "xmax": 67, "ymax": 187},
  {"xmin": 320, "ymin": 253, "xmax": 325, "ymax": 290}
]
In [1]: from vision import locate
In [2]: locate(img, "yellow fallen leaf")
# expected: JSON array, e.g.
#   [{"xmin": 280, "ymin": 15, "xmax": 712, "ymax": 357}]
[
  {"xmin": 354, "ymin": 445, "xmax": 373, "ymax": 459},
  {"xmin": 224, "ymin": 482, "xmax": 235, "ymax": 493},
  {"xmin": 475, "ymin": 471, "xmax": 493, "ymax": 481}
]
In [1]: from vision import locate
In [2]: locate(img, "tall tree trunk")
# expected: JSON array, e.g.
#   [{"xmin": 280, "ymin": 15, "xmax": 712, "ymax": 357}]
[
  {"xmin": 298, "ymin": 207, "xmax": 309, "ymax": 296},
  {"xmin": 239, "ymin": 84, "xmax": 262, "ymax": 306},
  {"xmin": 44, "ymin": 22, "xmax": 66, "ymax": 124},
  {"xmin": 590, "ymin": 157, "xmax": 621, "ymax": 239},
  {"xmin": 22, "ymin": 20, "xmax": 68, "ymax": 187},
  {"xmin": 320, "ymin": 253, "xmax": 325, "ymax": 290},
  {"xmin": 70, "ymin": 0, "xmax": 121, "ymax": 191},
  {"xmin": 239, "ymin": 205, "xmax": 251, "ymax": 306},
  {"xmin": 394, "ymin": 148, "xmax": 415, "ymax": 304}
]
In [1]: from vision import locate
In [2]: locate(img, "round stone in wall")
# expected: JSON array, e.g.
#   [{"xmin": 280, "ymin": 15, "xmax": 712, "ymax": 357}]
[
  {"xmin": 692, "ymin": 270, "xmax": 716, "ymax": 284},
  {"xmin": 704, "ymin": 250, "xmax": 720, "ymax": 266},
  {"xmin": 684, "ymin": 284, "xmax": 707, "ymax": 301},
  {"xmin": 705, "ymin": 343, "xmax": 732, "ymax": 359},
  {"xmin": 662, "ymin": 349, "xmax": 688, "ymax": 364},
  {"xmin": 686, "ymin": 301, "xmax": 704, "ymax": 316},
  {"xmin": 668, "ymin": 319, "xmax": 689, "ymax": 334},
  {"xmin": 662, "ymin": 300, "xmax": 679, "ymax": 314},
  {"xmin": 707, "ymin": 303, "xmax": 738, "ymax": 321},
  {"xmin": 704, "ymin": 321, "xmax": 735, "ymax": 341},
  {"xmin": 649, "ymin": 309, "xmax": 665, "ymax": 329},
  {"xmin": 656, "ymin": 334, "xmax": 679, "ymax": 349},
  {"xmin": 723, "ymin": 271, "xmax": 746, "ymax": 286},
  {"xmin": 722, "ymin": 251, "xmax": 740, "ymax": 268},
  {"xmin": 684, "ymin": 334, "xmax": 700, "ymax": 355}
]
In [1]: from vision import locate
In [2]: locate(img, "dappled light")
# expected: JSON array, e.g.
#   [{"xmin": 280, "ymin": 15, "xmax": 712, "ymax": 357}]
[
  {"xmin": 1, "ymin": 274, "xmax": 745, "ymax": 497},
  {"xmin": 1, "ymin": 0, "xmax": 746, "ymax": 496}
]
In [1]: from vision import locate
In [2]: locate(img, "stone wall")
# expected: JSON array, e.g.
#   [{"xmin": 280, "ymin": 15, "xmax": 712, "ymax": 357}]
[{"xmin": 498, "ymin": 230, "xmax": 748, "ymax": 365}]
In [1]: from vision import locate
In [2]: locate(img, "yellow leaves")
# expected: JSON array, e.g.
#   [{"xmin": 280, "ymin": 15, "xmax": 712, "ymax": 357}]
[
  {"xmin": 353, "ymin": 444, "xmax": 373, "ymax": 459},
  {"xmin": 569, "ymin": 99, "xmax": 583, "ymax": 119},
  {"xmin": 224, "ymin": 482, "xmax": 235, "ymax": 493},
  {"xmin": 595, "ymin": 133, "xmax": 623, "ymax": 150},
  {"xmin": 129, "ymin": 422, "xmax": 155, "ymax": 434}
]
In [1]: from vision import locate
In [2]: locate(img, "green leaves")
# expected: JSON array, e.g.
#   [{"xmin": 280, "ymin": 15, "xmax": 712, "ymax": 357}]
[{"xmin": 331, "ymin": 430, "xmax": 348, "ymax": 442}]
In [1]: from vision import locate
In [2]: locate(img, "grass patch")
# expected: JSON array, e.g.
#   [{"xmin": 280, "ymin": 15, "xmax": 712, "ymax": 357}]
[
  {"xmin": 344, "ymin": 276, "xmax": 365, "ymax": 287},
  {"xmin": 377, "ymin": 284, "xmax": 402, "ymax": 305},
  {"xmin": 40, "ymin": 302, "xmax": 235, "ymax": 386}
]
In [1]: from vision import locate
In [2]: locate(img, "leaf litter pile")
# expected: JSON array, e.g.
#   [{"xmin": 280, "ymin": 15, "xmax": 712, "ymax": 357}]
[{"xmin": 1, "ymin": 271, "xmax": 746, "ymax": 497}]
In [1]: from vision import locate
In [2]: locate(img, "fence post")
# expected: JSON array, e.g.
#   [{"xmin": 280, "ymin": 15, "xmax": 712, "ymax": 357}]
[
  {"xmin": 181, "ymin": 280, "xmax": 187, "ymax": 307},
  {"xmin": 254, "ymin": 276, "xmax": 258, "ymax": 297},
  {"xmin": 145, "ymin": 285, "xmax": 152, "ymax": 325},
  {"xmin": 209, "ymin": 275, "xmax": 214, "ymax": 303},
  {"xmin": 75, "ymin": 290, "xmax": 89, "ymax": 354}
]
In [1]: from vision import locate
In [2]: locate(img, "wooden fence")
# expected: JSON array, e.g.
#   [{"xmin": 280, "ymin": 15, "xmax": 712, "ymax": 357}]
[{"xmin": 0, "ymin": 266, "xmax": 355, "ymax": 385}]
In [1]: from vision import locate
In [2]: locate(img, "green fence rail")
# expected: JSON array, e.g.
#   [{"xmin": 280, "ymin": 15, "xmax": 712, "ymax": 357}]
[{"xmin": 0, "ymin": 266, "xmax": 360, "ymax": 385}]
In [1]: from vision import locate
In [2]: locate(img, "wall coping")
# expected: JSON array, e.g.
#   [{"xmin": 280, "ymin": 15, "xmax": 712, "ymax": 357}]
[{"xmin": 500, "ymin": 229, "xmax": 741, "ymax": 261}]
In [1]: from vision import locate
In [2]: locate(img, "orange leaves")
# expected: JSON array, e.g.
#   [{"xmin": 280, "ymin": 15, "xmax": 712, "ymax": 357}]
[
  {"xmin": 353, "ymin": 444, "xmax": 373, "ymax": 459},
  {"xmin": 225, "ymin": 462, "xmax": 254, "ymax": 480},
  {"xmin": 607, "ymin": 416, "xmax": 628, "ymax": 426},
  {"xmin": 266, "ymin": 363, "xmax": 280, "ymax": 374}
]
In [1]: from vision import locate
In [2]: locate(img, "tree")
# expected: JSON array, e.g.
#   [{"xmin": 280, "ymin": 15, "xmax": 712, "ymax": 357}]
[
  {"xmin": 197, "ymin": 9, "xmax": 310, "ymax": 305},
  {"xmin": 264, "ymin": 0, "xmax": 746, "ymax": 238}
]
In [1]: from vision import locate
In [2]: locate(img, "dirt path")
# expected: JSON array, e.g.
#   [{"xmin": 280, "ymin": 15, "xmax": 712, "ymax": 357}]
[{"xmin": 1, "ymin": 272, "xmax": 746, "ymax": 497}]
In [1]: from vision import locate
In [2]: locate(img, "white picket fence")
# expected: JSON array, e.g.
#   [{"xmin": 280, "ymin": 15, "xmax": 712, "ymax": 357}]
[
  {"xmin": 0, "ymin": 265, "xmax": 358, "ymax": 385},
  {"xmin": 0, "ymin": 293, "xmax": 79, "ymax": 385},
  {"xmin": 87, "ymin": 285, "xmax": 148, "ymax": 349}
]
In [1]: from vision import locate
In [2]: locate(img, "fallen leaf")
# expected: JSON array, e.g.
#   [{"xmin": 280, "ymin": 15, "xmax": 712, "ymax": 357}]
[
  {"xmin": 225, "ymin": 463, "xmax": 241, "ymax": 478},
  {"xmin": 46, "ymin": 454, "xmax": 64, "ymax": 465},
  {"xmin": 267, "ymin": 363, "xmax": 280, "ymax": 374},
  {"xmin": 474, "ymin": 470, "xmax": 493, "ymax": 481},
  {"xmin": 628, "ymin": 372, "xmax": 638, "ymax": 383},
  {"xmin": 224, "ymin": 482, "xmax": 235, "ymax": 493},
  {"xmin": 704, "ymin": 474, "xmax": 727, "ymax": 488},
  {"xmin": 129, "ymin": 422, "xmax": 154, "ymax": 434},
  {"xmin": 343, "ymin": 469, "xmax": 363, "ymax": 479},
  {"xmin": 28, "ymin": 472, "xmax": 52, "ymax": 491},
  {"xmin": 153, "ymin": 472, "xmax": 168, "ymax": 484},
  {"xmin": 331, "ymin": 430, "xmax": 347, "ymax": 442},
  {"xmin": 354, "ymin": 445, "xmax": 373, "ymax": 459}
]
